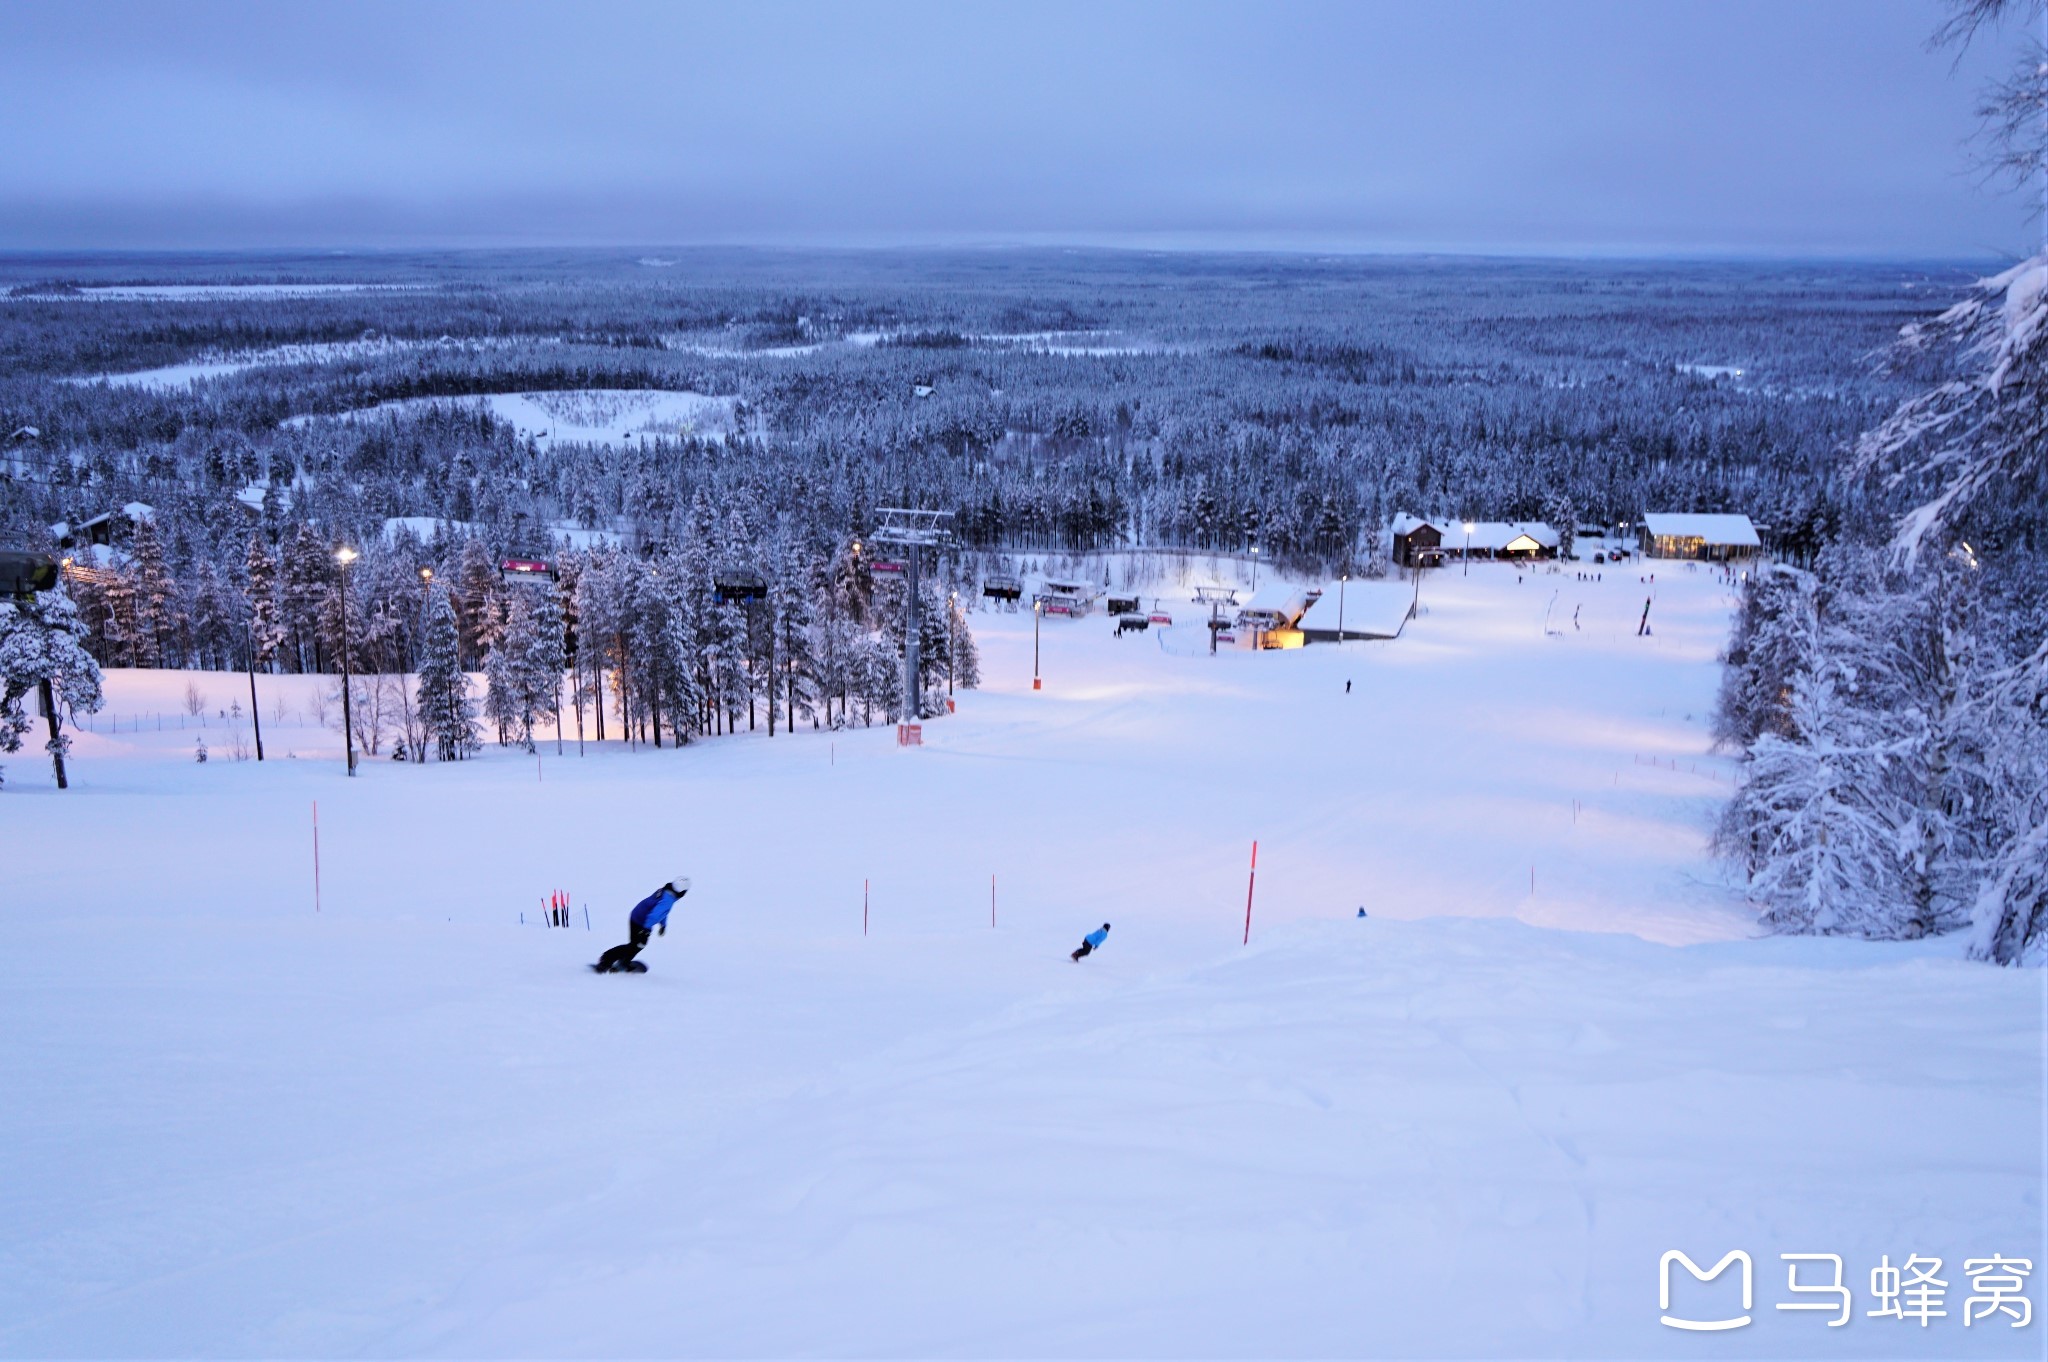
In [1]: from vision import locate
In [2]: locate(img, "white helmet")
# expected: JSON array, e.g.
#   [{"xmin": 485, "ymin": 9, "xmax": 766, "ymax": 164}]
[{"xmin": 670, "ymin": 876, "xmax": 692, "ymax": 894}]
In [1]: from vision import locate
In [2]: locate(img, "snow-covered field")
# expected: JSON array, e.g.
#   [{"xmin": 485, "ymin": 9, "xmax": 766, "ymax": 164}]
[
  {"xmin": 2, "ymin": 566, "xmax": 2039, "ymax": 1358},
  {"xmin": 283, "ymin": 389, "xmax": 736, "ymax": 446},
  {"xmin": 6, "ymin": 284, "xmax": 424, "ymax": 303},
  {"xmin": 78, "ymin": 336, "xmax": 539, "ymax": 391}
]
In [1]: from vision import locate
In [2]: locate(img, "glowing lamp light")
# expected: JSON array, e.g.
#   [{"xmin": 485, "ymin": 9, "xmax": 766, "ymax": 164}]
[{"xmin": 334, "ymin": 546, "xmax": 360, "ymax": 566}]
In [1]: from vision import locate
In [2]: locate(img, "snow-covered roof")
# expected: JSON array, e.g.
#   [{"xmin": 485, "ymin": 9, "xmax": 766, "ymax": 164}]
[
  {"xmin": 1390, "ymin": 514, "xmax": 1558, "ymax": 551},
  {"xmin": 1640, "ymin": 513, "xmax": 1759, "ymax": 547},
  {"xmin": 1297, "ymin": 579, "xmax": 1414, "ymax": 637},
  {"xmin": 76, "ymin": 502, "xmax": 155, "ymax": 530}
]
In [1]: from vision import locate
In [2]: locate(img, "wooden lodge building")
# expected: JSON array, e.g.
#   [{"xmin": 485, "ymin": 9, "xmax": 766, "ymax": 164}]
[{"xmin": 1390, "ymin": 513, "xmax": 1559, "ymax": 568}]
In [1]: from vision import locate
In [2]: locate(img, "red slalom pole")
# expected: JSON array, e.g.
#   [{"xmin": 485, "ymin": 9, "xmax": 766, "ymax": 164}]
[
  {"xmin": 312, "ymin": 800, "xmax": 322, "ymax": 914},
  {"xmin": 1242, "ymin": 840, "xmax": 1258, "ymax": 945}
]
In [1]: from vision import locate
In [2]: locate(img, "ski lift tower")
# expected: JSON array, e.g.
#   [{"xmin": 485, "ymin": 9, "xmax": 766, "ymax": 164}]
[
  {"xmin": 870, "ymin": 507, "xmax": 954, "ymax": 722},
  {"xmin": 1192, "ymin": 584, "xmax": 1239, "ymax": 656}
]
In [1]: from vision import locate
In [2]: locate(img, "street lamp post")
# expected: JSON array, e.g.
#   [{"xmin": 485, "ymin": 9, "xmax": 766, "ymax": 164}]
[
  {"xmin": 336, "ymin": 546, "xmax": 359, "ymax": 776},
  {"xmin": 1250, "ymin": 542, "xmax": 1259, "ymax": 589},
  {"xmin": 1463, "ymin": 521, "xmax": 1475, "ymax": 577},
  {"xmin": 1338, "ymin": 573, "xmax": 1347, "ymax": 644},
  {"xmin": 947, "ymin": 591, "xmax": 957, "ymax": 696},
  {"xmin": 245, "ymin": 611, "xmax": 265, "ymax": 762},
  {"xmin": 1032, "ymin": 599, "xmax": 1042, "ymax": 691}
]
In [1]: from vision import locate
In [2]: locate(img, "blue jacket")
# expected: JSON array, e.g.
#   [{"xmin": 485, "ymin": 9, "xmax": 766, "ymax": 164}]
[
  {"xmin": 1083, "ymin": 927, "xmax": 1109, "ymax": 950},
  {"xmin": 630, "ymin": 887, "xmax": 681, "ymax": 931}
]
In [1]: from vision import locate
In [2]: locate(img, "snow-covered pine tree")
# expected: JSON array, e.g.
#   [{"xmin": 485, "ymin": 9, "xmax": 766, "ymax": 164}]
[
  {"xmin": 127, "ymin": 515, "xmax": 178, "ymax": 667},
  {"xmin": 655, "ymin": 557, "xmax": 705, "ymax": 744},
  {"xmin": 768, "ymin": 534, "xmax": 816, "ymax": 732},
  {"xmin": 482, "ymin": 597, "xmax": 529, "ymax": 748},
  {"xmin": 244, "ymin": 532, "xmax": 285, "ymax": 672},
  {"xmin": 416, "ymin": 585, "xmax": 479, "ymax": 761},
  {"xmin": 573, "ymin": 550, "xmax": 620, "ymax": 743},
  {"xmin": 0, "ymin": 588, "xmax": 105, "ymax": 789},
  {"xmin": 280, "ymin": 524, "xmax": 331, "ymax": 673},
  {"xmin": 524, "ymin": 581, "xmax": 568, "ymax": 752},
  {"xmin": 627, "ymin": 560, "xmax": 673, "ymax": 746},
  {"xmin": 1718, "ymin": 666, "xmax": 1924, "ymax": 936},
  {"xmin": 945, "ymin": 589, "xmax": 981, "ymax": 691},
  {"xmin": 453, "ymin": 536, "xmax": 505, "ymax": 669},
  {"xmin": 1852, "ymin": 251, "xmax": 2044, "ymax": 564},
  {"xmin": 1713, "ymin": 563, "xmax": 1819, "ymax": 750}
]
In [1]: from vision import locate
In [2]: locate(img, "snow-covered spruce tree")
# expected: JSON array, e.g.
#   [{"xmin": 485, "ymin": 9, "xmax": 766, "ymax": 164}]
[
  {"xmin": 769, "ymin": 535, "xmax": 817, "ymax": 732},
  {"xmin": 524, "ymin": 581, "xmax": 568, "ymax": 751},
  {"xmin": 1964, "ymin": 633, "xmax": 2048, "ymax": 961},
  {"xmin": 244, "ymin": 532, "xmax": 285, "ymax": 672},
  {"xmin": 416, "ymin": 586, "xmax": 479, "ymax": 762},
  {"xmin": 0, "ymin": 589, "xmax": 105, "ymax": 789},
  {"xmin": 655, "ymin": 559, "xmax": 705, "ymax": 745},
  {"xmin": 573, "ymin": 551, "xmax": 622, "ymax": 743},
  {"xmin": 1718, "ymin": 667, "xmax": 1924, "ymax": 936},
  {"xmin": 127, "ymin": 515, "xmax": 179, "ymax": 667},
  {"xmin": 1851, "ymin": 251, "xmax": 2045, "ymax": 563},
  {"xmin": 280, "ymin": 524, "xmax": 331, "ymax": 673},
  {"xmin": 453, "ymin": 536, "xmax": 505, "ymax": 669},
  {"xmin": 481, "ymin": 598, "xmax": 527, "ymax": 748},
  {"xmin": 945, "ymin": 589, "xmax": 981, "ymax": 691},
  {"xmin": 1713, "ymin": 563, "xmax": 1820, "ymax": 749}
]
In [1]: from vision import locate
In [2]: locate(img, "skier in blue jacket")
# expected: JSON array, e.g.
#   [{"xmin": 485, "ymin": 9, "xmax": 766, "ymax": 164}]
[
  {"xmin": 1071, "ymin": 922, "xmax": 1110, "ymax": 962},
  {"xmin": 595, "ymin": 877, "xmax": 691, "ymax": 972}
]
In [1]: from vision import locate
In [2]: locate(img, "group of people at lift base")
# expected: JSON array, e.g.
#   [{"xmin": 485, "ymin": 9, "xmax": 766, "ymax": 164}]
[{"xmin": 592, "ymin": 878, "xmax": 1111, "ymax": 973}]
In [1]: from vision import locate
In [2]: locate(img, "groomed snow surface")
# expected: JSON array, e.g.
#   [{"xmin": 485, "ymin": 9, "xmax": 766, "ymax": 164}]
[
  {"xmin": 282, "ymin": 389, "xmax": 736, "ymax": 447},
  {"xmin": 2, "ymin": 565, "xmax": 2039, "ymax": 1359}
]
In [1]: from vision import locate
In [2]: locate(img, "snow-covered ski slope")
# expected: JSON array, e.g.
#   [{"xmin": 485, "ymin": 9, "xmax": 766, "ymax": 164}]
[{"xmin": 2, "ymin": 565, "xmax": 2039, "ymax": 1358}]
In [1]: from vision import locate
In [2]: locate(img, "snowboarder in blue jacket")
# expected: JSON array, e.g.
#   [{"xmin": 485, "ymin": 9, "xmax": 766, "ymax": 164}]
[
  {"xmin": 596, "ymin": 877, "xmax": 691, "ymax": 972},
  {"xmin": 1071, "ymin": 922, "xmax": 1110, "ymax": 961}
]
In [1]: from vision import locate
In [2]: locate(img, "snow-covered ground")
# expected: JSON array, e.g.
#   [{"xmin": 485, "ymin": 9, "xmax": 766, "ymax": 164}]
[
  {"xmin": 6, "ymin": 283, "xmax": 424, "ymax": 303},
  {"xmin": 2, "ymin": 565, "xmax": 2039, "ymax": 1358},
  {"xmin": 283, "ymin": 389, "xmax": 735, "ymax": 446},
  {"xmin": 78, "ymin": 336, "xmax": 541, "ymax": 391}
]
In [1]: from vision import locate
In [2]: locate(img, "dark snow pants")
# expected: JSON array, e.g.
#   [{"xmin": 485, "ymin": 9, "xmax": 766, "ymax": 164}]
[
  {"xmin": 598, "ymin": 925, "xmax": 653, "ymax": 972},
  {"xmin": 1071, "ymin": 940, "xmax": 1095, "ymax": 961}
]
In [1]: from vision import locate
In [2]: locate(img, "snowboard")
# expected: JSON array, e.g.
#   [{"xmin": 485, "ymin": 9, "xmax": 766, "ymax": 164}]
[{"xmin": 591, "ymin": 959, "xmax": 648, "ymax": 974}]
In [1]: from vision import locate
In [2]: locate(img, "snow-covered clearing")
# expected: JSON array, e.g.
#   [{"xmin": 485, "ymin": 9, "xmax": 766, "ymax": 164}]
[
  {"xmin": 6, "ymin": 284, "xmax": 424, "ymax": 303},
  {"xmin": 283, "ymin": 389, "xmax": 735, "ymax": 446},
  {"xmin": 78, "ymin": 337, "xmax": 536, "ymax": 391},
  {"xmin": 2, "ymin": 566, "xmax": 2038, "ymax": 1358}
]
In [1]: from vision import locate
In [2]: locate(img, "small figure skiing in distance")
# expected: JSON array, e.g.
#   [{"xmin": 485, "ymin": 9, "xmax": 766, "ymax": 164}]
[
  {"xmin": 1071, "ymin": 922, "xmax": 1111, "ymax": 962},
  {"xmin": 594, "ymin": 876, "xmax": 691, "ymax": 973}
]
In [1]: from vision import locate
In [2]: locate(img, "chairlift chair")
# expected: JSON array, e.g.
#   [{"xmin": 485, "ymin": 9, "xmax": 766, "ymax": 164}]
[
  {"xmin": 713, "ymin": 568, "xmax": 768, "ymax": 604},
  {"xmin": 500, "ymin": 556, "xmax": 557, "ymax": 588},
  {"xmin": 0, "ymin": 549, "xmax": 58, "ymax": 600}
]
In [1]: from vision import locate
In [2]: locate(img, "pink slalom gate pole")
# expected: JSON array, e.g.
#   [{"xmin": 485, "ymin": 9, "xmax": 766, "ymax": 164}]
[
  {"xmin": 312, "ymin": 801, "xmax": 322, "ymax": 913},
  {"xmin": 1242, "ymin": 840, "xmax": 1258, "ymax": 945}
]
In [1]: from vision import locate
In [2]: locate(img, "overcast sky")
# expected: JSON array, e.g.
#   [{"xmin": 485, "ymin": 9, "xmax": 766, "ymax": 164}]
[{"xmin": 0, "ymin": 0, "xmax": 2034, "ymax": 258}]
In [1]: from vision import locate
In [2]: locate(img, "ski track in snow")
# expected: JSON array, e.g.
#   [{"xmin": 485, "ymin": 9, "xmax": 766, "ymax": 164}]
[{"xmin": 0, "ymin": 565, "xmax": 2039, "ymax": 1358}]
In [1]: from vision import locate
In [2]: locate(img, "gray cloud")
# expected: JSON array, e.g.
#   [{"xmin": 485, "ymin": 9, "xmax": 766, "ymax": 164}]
[{"xmin": 0, "ymin": 0, "xmax": 2032, "ymax": 256}]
